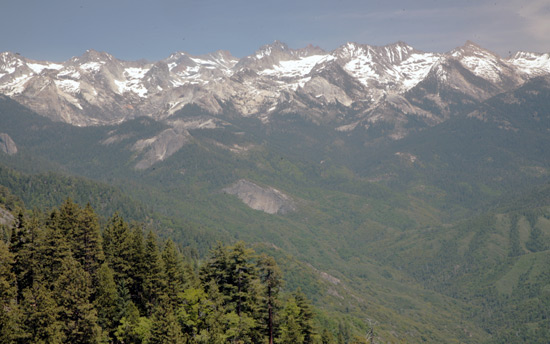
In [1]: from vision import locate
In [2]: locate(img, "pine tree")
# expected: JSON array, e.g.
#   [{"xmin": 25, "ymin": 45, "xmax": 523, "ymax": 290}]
[
  {"xmin": 0, "ymin": 240, "xmax": 18, "ymax": 344},
  {"xmin": 200, "ymin": 242, "xmax": 262, "ymax": 343},
  {"xmin": 200, "ymin": 280, "xmax": 228, "ymax": 343},
  {"xmin": 278, "ymin": 296, "xmax": 304, "ymax": 344},
  {"xmin": 18, "ymin": 283, "xmax": 63, "ymax": 344},
  {"xmin": 143, "ymin": 230, "xmax": 166, "ymax": 315},
  {"xmin": 162, "ymin": 239, "xmax": 185, "ymax": 306},
  {"xmin": 150, "ymin": 298, "xmax": 184, "ymax": 344},
  {"xmin": 10, "ymin": 211, "xmax": 40, "ymax": 298},
  {"xmin": 94, "ymin": 263, "xmax": 118, "ymax": 336},
  {"xmin": 54, "ymin": 255, "xmax": 101, "ymax": 343},
  {"xmin": 258, "ymin": 254, "xmax": 283, "ymax": 344},
  {"xmin": 103, "ymin": 213, "xmax": 133, "ymax": 286},
  {"xmin": 72, "ymin": 203, "xmax": 104, "ymax": 282},
  {"xmin": 127, "ymin": 224, "xmax": 146, "ymax": 312},
  {"xmin": 294, "ymin": 289, "xmax": 315, "ymax": 344},
  {"xmin": 38, "ymin": 212, "xmax": 72, "ymax": 287},
  {"xmin": 55, "ymin": 198, "xmax": 80, "ymax": 238}
]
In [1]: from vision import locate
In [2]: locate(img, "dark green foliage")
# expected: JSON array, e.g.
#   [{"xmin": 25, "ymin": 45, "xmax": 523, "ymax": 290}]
[
  {"xmin": 162, "ymin": 239, "xmax": 186, "ymax": 305},
  {"xmin": 0, "ymin": 240, "xmax": 18, "ymax": 344},
  {"xmin": 150, "ymin": 299, "xmax": 184, "ymax": 344},
  {"xmin": 94, "ymin": 263, "xmax": 118, "ymax": 335},
  {"xmin": 18, "ymin": 284, "xmax": 63, "ymax": 344},
  {"xmin": 103, "ymin": 213, "xmax": 133, "ymax": 286},
  {"xmin": 0, "ymin": 164, "xmax": 147, "ymax": 222},
  {"xmin": 1, "ymin": 200, "xmax": 326, "ymax": 343},
  {"xmin": 54, "ymin": 255, "xmax": 101, "ymax": 344},
  {"xmin": 142, "ymin": 230, "xmax": 166, "ymax": 315}
]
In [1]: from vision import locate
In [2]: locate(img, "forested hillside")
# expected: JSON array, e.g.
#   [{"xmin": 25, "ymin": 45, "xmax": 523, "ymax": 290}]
[{"xmin": 1, "ymin": 199, "xmax": 368, "ymax": 343}]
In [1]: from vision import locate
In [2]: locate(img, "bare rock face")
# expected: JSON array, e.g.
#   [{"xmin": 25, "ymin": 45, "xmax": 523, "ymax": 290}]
[
  {"xmin": 0, "ymin": 207, "xmax": 14, "ymax": 227},
  {"xmin": 0, "ymin": 133, "xmax": 17, "ymax": 155},
  {"xmin": 223, "ymin": 179, "xmax": 296, "ymax": 214},
  {"xmin": 132, "ymin": 128, "xmax": 190, "ymax": 169}
]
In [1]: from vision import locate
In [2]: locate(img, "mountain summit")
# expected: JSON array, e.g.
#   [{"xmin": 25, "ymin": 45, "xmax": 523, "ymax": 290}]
[{"xmin": 0, "ymin": 41, "xmax": 548, "ymax": 138}]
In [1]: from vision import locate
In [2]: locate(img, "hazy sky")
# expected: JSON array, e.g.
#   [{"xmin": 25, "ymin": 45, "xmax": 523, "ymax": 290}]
[{"xmin": 2, "ymin": 0, "xmax": 549, "ymax": 62}]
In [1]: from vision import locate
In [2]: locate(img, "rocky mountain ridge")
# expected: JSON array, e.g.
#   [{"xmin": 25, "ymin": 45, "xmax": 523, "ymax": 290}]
[{"xmin": 1, "ymin": 41, "xmax": 549, "ymax": 137}]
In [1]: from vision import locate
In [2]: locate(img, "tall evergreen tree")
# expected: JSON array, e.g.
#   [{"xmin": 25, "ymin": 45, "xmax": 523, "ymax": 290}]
[
  {"xmin": 103, "ymin": 213, "xmax": 133, "ymax": 286},
  {"xmin": 127, "ymin": 224, "xmax": 146, "ymax": 312},
  {"xmin": 94, "ymin": 263, "xmax": 118, "ymax": 337},
  {"xmin": 143, "ymin": 230, "xmax": 166, "ymax": 315},
  {"xmin": 10, "ymin": 211, "xmax": 40, "ymax": 298},
  {"xmin": 258, "ymin": 254, "xmax": 283, "ymax": 344},
  {"xmin": 38, "ymin": 212, "xmax": 72, "ymax": 287},
  {"xmin": 294, "ymin": 289, "xmax": 315, "ymax": 344},
  {"xmin": 278, "ymin": 296, "xmax": 304, "ymax": 344},
  {"xmin": 0, "ymin": 240, "xmax": 18, "ymax": 344},
  {"xmin": 200, "ymin": 242, "xmax": 263, "ymax": 343},
  {"xmin": 162, "ymin": 239, "xmax": 186, "ymax": 306},
  {"xmin": 72, "ymin": 203, "xmax": 104, "ymax": 282},
  {"xmin": 18, "ymin": 283, "xmax": 63, "ymax": 344},
  {"xmin": 55, "ymin": 198, "xmax": 80, "ymax": 238},
  {"xmin": 150, "ymin": 298, "xmax": 184, "ymax": 344},
  {"xmin": 54, "ymin": 255, "xmax": 101, "ymax": 344}
]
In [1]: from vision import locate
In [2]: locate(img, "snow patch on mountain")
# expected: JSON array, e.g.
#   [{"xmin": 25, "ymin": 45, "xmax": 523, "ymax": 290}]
[
  {"xmin": 80, "ymin": 61, "xmax": 103, "ymax": 72},
  {"xmin": 115, "ymin": 67, "xmax": 150, "ymax": 97},
  {"xmin": 395, "ymin": 53, "xmax": 441, "ymax": 90},
  {"xmin": 509, "ymin": 52, "xmax": 550, "ymax": 76},
  {"xmin": 55, "ymin": 79, "xmax": 80, "ymax": 93},
  {"xmin": 260, "ymin": 54, "xmax": 333, "ymax": 78},
  {"xmin": 27, "ymin": 62, "xmax": 63, "ymax": 74},
  {"xmin": 0, "ymin": 74, "xmax": 33, "ymax": 96}
]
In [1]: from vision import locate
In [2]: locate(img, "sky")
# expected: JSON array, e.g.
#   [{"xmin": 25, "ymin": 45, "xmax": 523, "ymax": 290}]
[{"xmin": 1, "ymin": 0, "xmax": 549, "ymax": 62}]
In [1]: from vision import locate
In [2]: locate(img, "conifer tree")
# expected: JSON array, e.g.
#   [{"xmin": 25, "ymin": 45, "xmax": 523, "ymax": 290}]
[
  {"xmin": 38, "ymin": 212, "xmax": 72, "ymax": 287},
  {"xmin": 10, "ymin": 211, "xmax": 40, "ymax": 297},
  {"xmin": 162, "ymin": 239, "xmax": 186, "ymax": 305},
  {"xmin": 150, "ymin": 298, "xmax": 184, "ymax": 344},
  {"xmin": 18, "ymin": 283, "xmax": 63, "ymax": 344},
  {"xmin": 103, "ymin": 213, "xmax": 133, "ymax": 286},
  {"xmin": 54, "ymin": 255, "xmax": 101, "ymax": 343},
  {"xmin": 278, "ymin": 296, "xmax": 304, "ymax": 344},
  {"xmin": 294, "ymin": 289, "xmax": 315, "ymax": 344},
  {"xmin": 143, "ymin": 230, "xmax": 166, "ymax": 315},
  {"xmin": 94, "ymin": 263, "xmax": 118, "ymax": 336},
  {"xmin": 72, "ymin": 203, "xmax": 104, "ymax": 281},
  {"xmin": 199, "ymin": 280, "xmax": 228, "ymax": 343},
  {"xmin": 55, "ymin": 198, "xmax": 80, "ymax": 238},
  {"xmin": 127, "ymin": 224, "xmax": 146, "ymax": 311},
  {"xmin": 200, "ymin": 242, "xmax": 263, "ymax": 343},
  {"xmin": 258, "ymin": 254, "xmax": 283, "ymax": 344},
  {"xmin": 0, "ymin": 240, "xmax": 18, "ymax": 344}
]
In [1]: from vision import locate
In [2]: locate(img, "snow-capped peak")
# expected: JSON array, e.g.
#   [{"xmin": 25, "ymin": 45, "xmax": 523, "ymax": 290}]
[{"xmin": 0, "ymin": 41, "xmax": 549, "ymax": 128}]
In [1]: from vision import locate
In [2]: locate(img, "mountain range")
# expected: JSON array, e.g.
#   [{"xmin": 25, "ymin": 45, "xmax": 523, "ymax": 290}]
[
  {"xmin": 1, "ymin": 41, "xmax": 548, "ymax": 130},
  {"xmin": 2, "ymin": 41, "xmax": 550, "ymax": 342}
]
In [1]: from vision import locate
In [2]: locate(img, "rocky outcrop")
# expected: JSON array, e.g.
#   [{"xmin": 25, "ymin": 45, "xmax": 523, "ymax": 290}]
[
  {"xmin": 132, "ymin": 128, "xmax": 191, "ymax": 169},
  {"xmin": 0, "ymin": 207, "xmax": 14, "ymax": 227},
  {"xmin": 0, "ymin": 133, "xmax": 17, "ymax": 155},
  {"xmin": 223, "ymin": 179, "xmax": 296, "ymax": 214}
]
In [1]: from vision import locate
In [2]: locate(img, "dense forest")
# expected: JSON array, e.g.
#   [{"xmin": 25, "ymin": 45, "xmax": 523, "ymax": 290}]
[{"xmin": 0, "ymin": 199, "xmax": 372, "ymax": 344}]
